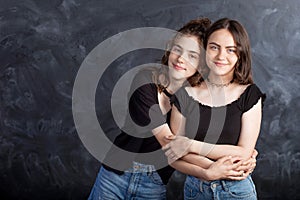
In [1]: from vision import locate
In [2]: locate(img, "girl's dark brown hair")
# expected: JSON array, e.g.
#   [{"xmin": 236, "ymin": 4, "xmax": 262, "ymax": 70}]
[
  {"xmin": 154, "ymin": 17, "xmax": 211, "ymax": 92},
  {"xmin": 203, "ymin": 18, "xmax": 253, "ymax": 84}
]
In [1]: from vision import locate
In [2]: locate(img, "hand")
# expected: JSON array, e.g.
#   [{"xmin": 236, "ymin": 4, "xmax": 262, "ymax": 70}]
[
  {"xmin": 205, "ymin": 156, "xmax": 247, "ymax": 181},
  {"xmin": 237, "ymin": 149, "xmax": 258, "ymax": 174},
  {"xmin": 162, "ymin": 135, "xmax": 193, "ymax": 162}
]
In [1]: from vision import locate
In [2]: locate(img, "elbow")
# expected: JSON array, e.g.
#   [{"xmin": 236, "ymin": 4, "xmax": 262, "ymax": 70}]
[{"xmin": 238, "ymin": 148, "xmax": 253, "ymax": 161}]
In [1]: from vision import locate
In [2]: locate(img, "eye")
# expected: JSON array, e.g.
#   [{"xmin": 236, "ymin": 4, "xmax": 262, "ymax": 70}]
[
  {"xmin": 189, "ymin": 54, "xmax": 199, "ymax": 59},
  {"xmin": 171, "ymin": 46, "xmax": 182, "ymax": 53},
  {"xmin": 209, "ymin": 45, "xmax": 218, "ymax": 50},
  {"xmin": 227, "ymin": 48, "xmax": 237, "ymax": 54}
]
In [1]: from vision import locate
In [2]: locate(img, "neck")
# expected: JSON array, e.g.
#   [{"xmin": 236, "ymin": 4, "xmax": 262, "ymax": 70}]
[
  {"xmin": 167, "ymin": 78, "xmax": 185, "ymax": 94},
  {"xmin": 206, "ymin": 75, "xmax": 234, "ymax": 88}
]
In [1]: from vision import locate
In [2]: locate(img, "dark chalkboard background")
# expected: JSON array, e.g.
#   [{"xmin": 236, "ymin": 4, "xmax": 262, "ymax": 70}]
[{"xmin": 0, "ymin": 0, "xmax": 299, "ymax": 199}]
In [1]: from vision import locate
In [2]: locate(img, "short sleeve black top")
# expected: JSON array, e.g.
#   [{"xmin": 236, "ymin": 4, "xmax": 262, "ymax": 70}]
[
  {"xmin": 103, "ymin": 69, "xmax": 174, "ymax": 184},
  {"xmin": 171, "ymin": 84, "xmax": 266, "ymax": 145}
]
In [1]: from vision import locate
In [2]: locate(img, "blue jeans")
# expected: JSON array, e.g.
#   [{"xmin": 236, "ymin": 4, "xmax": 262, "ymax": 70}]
[
  {"xmin": 184, "ymin": 175, "xmax": 257, "ymax": 200},
  {"xmin": 88, "ymin": 162, "xmax": 166, "ymax": 200}
]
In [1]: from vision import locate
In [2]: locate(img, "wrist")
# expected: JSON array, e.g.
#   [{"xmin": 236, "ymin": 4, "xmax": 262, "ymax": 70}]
[
  {"xmin": 189, "ymin": 140, "xmax": 196, "ymax": 154},
  {"xmin": 204, "ymin": 169, "xmax": 213, "ymax": 181}
]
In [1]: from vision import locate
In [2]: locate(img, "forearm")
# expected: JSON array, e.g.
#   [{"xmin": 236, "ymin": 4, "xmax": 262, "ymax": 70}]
[
  {"xmin": 152, "ymin": 123, "xmax": 174, "ymax": 147},
  {"xmin": 181, "ymin": 153, "xmax": 213, "ymax": 169},
  {"xmin": 188, "ymin": 99, "xmax": 262, "ymax": 161},
  {"xmin": 170, "ymin": 159, "xmax": 209, "ymax": 180},
  {"xmin": 190, "ymin": 141, "xmax": 253, "ymax": 161}
]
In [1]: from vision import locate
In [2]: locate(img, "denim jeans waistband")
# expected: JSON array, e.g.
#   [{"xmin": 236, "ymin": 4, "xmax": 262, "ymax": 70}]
[
  {"xmin": 125, "ymin": 162, "xmax": 156, "ymax": 173},
  {"xmin": 187, "ymin": 175, "xmax": 253, "ymax": 193}
]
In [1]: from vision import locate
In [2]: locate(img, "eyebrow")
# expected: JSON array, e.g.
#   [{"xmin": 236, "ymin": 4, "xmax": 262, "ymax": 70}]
[
  {"xmin": 208, "ymin": 42, "xmax": 237, "ymax": 49},
  {"xmin": 173, "ymin": 44, "xmax": 201, "ymax": 55}
]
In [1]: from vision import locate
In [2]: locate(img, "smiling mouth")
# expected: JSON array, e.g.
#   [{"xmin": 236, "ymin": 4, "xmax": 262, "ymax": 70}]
[
  {"xmin": 173, "ymin": 64, "xmax": 186, "ymax": 70},
  {"xmin": 214, "ymin": 62, "xmax": 227, "ymax": 67}
]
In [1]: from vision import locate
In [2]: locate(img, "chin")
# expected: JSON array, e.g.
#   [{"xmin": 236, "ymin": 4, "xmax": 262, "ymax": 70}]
[{"xmin": 170, "ymin": 72, "xmax": 185, "ymax": 80}]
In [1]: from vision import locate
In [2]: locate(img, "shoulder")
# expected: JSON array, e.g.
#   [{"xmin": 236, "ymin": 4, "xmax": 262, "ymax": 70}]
[
  {"xmin": 131, "ymin": 68, "xmax": 155, "ymax": 86},
  {"xmin": 129, "ymin": 68, "xmax": 158, "ymax": 94},
  {"xmin": 237, "ymin": 84, "xmax": 266, "ymax": 112},
  {"xmin": 242, "ymin": 84, "xmax": 265, "ymax": 98}
]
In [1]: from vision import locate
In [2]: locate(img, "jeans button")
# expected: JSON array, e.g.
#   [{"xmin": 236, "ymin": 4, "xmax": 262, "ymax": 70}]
[{"xmin": 212, "ymin": 183, "xmax": 217, "ymax": 188}]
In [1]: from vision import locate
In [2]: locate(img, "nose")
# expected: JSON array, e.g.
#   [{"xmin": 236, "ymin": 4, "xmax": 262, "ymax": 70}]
[
  {"xmin": 177, "ymin": 52, "xmax": 187, "ymax": 63},
  {"xmin": 217, "ymin": 48, "xmax": 226, "ymax": 60}
]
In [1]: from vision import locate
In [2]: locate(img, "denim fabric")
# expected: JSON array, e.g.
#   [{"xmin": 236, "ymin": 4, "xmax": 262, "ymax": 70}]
[
  {"xmin": 88, "ymin": 162, "xmax": 166, "ymax": 200},
  {"xmin": 184, "ymin": 175, "xmax": 257, "ymax": 200}
]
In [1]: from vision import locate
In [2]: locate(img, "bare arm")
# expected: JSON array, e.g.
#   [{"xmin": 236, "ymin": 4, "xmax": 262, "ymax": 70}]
[
  {"xmin": 181, "ymin": 153, "xmax": 213, "ymax": 169},
  {"xmin": 152, "ymin": 123, "xmax": 174, "ymax": 147},
  {"xmin": 170, "ymin": 155, "xmax": 247, "ymax": 181},
  {"xmin": 152, "ymin": 122, "xmax": 213, "ymax": 168},
  {"xmin": 189, "ymin": 98, "xmax": 262, "ymax": 160},
  {"xmin": 165, "ymin": 99, "xmax": 262, "ymax": 161},
  {"xmin": 154, "ymin": 120, "xmax": 256, "ymax": 180},
  {"xmin": 178, "ymin": 150, "xmax": 258, "ymax": 177},
  {"xmin": 152, "ymin": 118, "xmax": 216, "ymax": 171}
]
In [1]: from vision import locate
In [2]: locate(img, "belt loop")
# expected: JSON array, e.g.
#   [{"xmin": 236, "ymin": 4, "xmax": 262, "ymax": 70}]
[
  {"xmin": 221, "ymin": 180, "xmax": 228, "ymax": 192},
  {"xmin": 199, "ymin": 179, "xmax": 203, "ymax": 193},
  {"xmin": 147, "ymin": 165, "xmax": 153, "ymax": 175}
]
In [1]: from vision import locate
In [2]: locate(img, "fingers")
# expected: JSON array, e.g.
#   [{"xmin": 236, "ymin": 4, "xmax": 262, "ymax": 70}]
[
  {"xmin": 164, "ymin": 149, "xmax": 179, "ymax": 160},
  {"xmin": 226, "ymin": 164, "xmax": 254, "ymax": 180},
  {"xmin": 230, "ymin": 156, "xmax": 242, "ymax": 162},
  {"xmin": 238, "ymin": 160, "xmax": 256, "ymax": 172},
  {"xmin": 227, "ymin": 175, "xmax": 247, "ymax": 181},
  {"xmin": 226, "ymin": 170, "xmax": 248, "ymax": 180},
  {"xmin": 225, "ymin": 156, "xmax": 243, "ymax": 168},
  {"xmin": 248, "ymin": 168, "xmax": 254, "ymax": 174},
  {"xmin": 216, "ymin": 156, "xmax": 234, "ymax": 165},
  {"xmin": 248, "ymin": 162, "xmax": 256, "ymax": 173},
  {"xmin": 164, "ymin": 149, "xmax": 173, "ymax": 157},
  {"xmin": 252, "ymin": 149, "xmax": 258, "ymax": 158},
  {"xmin": 228, "ymin": 169, "xmax": 244, "ymax": 177},
  {"xmin": 241, "ymin": 158, "xmax": 251, "ymax": 166},
  {"xmin": 216, "ymin": 156, "xmax": 242, "ymax": 170}
]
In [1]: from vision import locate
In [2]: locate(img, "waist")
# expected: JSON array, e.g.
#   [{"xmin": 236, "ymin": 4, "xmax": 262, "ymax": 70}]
[
  {"xmin": 127, "ymin": 162, "xmax": 156, "ymax": 173},
  {"xmin": 103, "ymin": 162, "xmax": 156, "ymax": 173},
  {"xmin": 186, "ymin": 175, "xmax": 253, "ymax": 188}
]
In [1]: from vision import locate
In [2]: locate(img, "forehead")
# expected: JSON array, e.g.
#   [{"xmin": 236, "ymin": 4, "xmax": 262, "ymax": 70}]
[
  {"xmin": 208, "ymin": 29, "xmax": 236, "ymax": 46},
  {"xmin": 173, "ymin": 35, "xmax": 201, "ymax": 53}
]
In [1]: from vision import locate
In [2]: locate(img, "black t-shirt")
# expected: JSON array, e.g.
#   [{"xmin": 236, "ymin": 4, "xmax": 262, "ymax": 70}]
[
  {"xmin": 171, "ymin": 84, "xmax": 266, "ymax": 145},
  {"xmin": 103, "ymin": 69, "xmax": 174, "ymax": 185}
]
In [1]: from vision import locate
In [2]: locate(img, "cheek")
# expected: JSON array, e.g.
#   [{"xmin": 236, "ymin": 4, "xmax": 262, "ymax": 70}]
[
  {"xmin": 205, "ymin": 52, "xmax": 213, "ymax": 62},
  {"xmin": 168, "ymin": 54, "xmax": 175, "ymax": 65},
  {"xmin": 188, "ymin": 60, "xmax": 199, "ymax": 72},
  {"xmin": 231, "ymin": 57, "xmax": 239, "ymax": 66},
  {"xmin": 188, "ymin": 65, "xmax": 198, "ymax": 76},
  {"xmin": 168, "ymin": 52, "xmax": 180, "ymax": 63},
  {"xmin": 205, "ymin": 54, "xmax": 213, "ymax": 67}
]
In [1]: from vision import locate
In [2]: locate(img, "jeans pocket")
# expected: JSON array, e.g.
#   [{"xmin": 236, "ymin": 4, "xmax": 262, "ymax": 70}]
[
  {"xmin": 148, "ymin": 171, "xmax": 164, "ymax": 185},
  {"xmin": 184, "ymin": 177, "xmax": 200, "ymax": 200},
  {"xmin": 227, "ymin": 177, "xmax": 257, "ymax": 199}
]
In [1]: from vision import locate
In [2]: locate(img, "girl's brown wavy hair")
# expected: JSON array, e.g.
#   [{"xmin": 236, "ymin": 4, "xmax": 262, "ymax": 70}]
[
  {"xmin": 153, "ymin": 17, "xmax": 211, "ymax": 92},
  {"xmin": 203, "ymin": 18, "xmax": 253, "ymax": 84}
]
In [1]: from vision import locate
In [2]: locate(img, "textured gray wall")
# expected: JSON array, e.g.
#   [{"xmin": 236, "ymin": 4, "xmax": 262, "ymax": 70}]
[{"xmin": 0, "ymin": 0, "xmax": 299, "ymax": 199}]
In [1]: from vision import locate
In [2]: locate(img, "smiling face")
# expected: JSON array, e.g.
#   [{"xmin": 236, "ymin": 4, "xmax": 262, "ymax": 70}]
[
  {"xmin": 206, "ymin": 28, "xmax": 238, "ymax": 80},
  {"xmin": 167, "ymin": 35, "xmax": 201, "ymax": 82}
]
